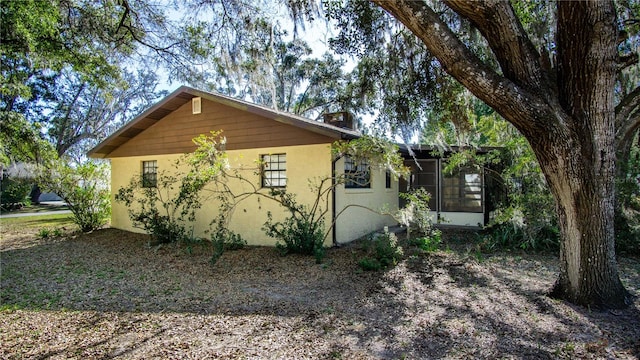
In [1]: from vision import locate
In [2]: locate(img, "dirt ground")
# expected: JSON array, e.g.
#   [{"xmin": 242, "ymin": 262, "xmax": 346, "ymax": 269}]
[{"xmin": 1, "ymin": 225, "xmax": 639, "ymax": 359}]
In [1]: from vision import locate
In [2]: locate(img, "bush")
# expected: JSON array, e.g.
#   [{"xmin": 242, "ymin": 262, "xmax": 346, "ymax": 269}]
[
  {"xmin": 115, "ymin": 133, "xmax": 235, "ymax": 253},
  {"xmin": 221, "ymin": 231, "xmax": 247, "ymax": 250},
  {"xmin": 484, "ymin": 175, "xmax": 560, "ymax": 252},
  {"xmin": 262, "ymin": 189, "xmax": 326, "ymax": 263},
  {"xmin": 37, "ymin": 159, "xmax": 111, "ymax": 232},
  {"xmin": 409, "ymin": 229, "xmax": 442, "ymax": 252},
  {"xmin": 37, "ymin": 227, "xmax": 64, "ymax": 239},
  {"xmin": 615, "ymin": 207, "xmax": 640, "ymax": 256},
  {"xmin": 209, "ymin": 219, "xmax": 246, "ymax": 264},
  {"xmin": 358, "ymin": 257, "xmax": 382, "ymax": 271},
  {"xmin": 37, "ymin": 228, "xmax": 51, "ymax": 239},
  {"xmin": 115, "ymin": 169, "xmax": 204, "ymax": 245},
  {"xmin": 1, "ymin": 173, "xmax": 32, "ymax": 210},
  {"xmin": 264, "ymin": 212, "xmax": 326, "ymax": 263},
  {"xmin": 131, "ymin": 210, "xmax": 187, "ymax": 245},
  {"xmin": 358, "ymin": 228, "xmax": 403, "ymax": 271},
  {"xmin": 397, "ymin": 188, "xmax": 434, "ymax": 237},
  {"xmin": 478, "ymin": 220, "xmax": 559, "ymax": 252}
]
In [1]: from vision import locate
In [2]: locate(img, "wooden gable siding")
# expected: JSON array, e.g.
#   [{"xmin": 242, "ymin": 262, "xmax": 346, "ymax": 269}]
[{"xmin": 107, "ymin": 98, "xmax": 335, "ymax": 158}]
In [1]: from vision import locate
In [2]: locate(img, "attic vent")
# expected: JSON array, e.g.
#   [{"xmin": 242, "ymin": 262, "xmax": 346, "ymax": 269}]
[
  {"xmin": 323, "ymin": 111, "xmax": 355, "ymax": 130},
  {"xmin": 192, "ymin": 97, "xmax": 202, "ymax": 114}
]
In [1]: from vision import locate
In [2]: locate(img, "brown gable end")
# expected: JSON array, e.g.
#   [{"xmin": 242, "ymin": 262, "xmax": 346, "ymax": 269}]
[{"xmin": 107, "ymin": 98, "xmax": 335, "ymax": 158}]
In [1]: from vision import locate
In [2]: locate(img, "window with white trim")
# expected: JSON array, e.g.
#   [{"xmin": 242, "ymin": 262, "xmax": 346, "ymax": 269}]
[
  {"xmin": 344, "ymin": 156, "xmax": 371, "ymax": 189},
  {"xmin": 262, "ymin": 154, "xmax": 287, "ymax": 187},
  {"xmin": 142, "ymin": 160, "xmax": 157, "ymax": 188}
]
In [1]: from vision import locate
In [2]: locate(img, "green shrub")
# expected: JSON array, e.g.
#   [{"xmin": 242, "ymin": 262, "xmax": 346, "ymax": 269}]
[
  {"xmin": 484, "ymin": 170, "xmax": 560, "ymax": 252},
  {"xmin": 37, "ymin": 227, "xmax": 64, "ymax": 239},
  {"xmin": 358, "ymin": 257, "xmax": 382, "ymax": 271},
  {"xmin": 409, "ymin": 229, "xmax": 442, "ymax": 252},
  {"xmin": 131, "ymin": 210, "xmax": 187, "ymax": 245},
  {"xmin": 209, "ymin": 214, "xmax": 246, "ymax": 250},
  {"xmin": 115, "ymin": 170, "xmax": 202, "ymax": 245},
  {"xmin": 264, "ymin": 211, "xmax": 325, "ymax": 263},
  {"xmin": 261, "ymin": 189, "xmax": 326, "ymax": 263},
  {"xmin": 397, "ymin": 188, "xmax": 434, "ymax": 237},
  {"xmin": 37, "ymin": 228, "xmax": 51, "ymax": 239},
  {"xmin": 37, "ymin": 160, "xmax": 111, "ymax": 232},
  {"xmin": 615, "ymin": 207, "xmax": 640, "ymax": 256},
  {"xmin": 1, "ymin": 174, "xmax": 32, "ymax": 210},
  {"xmin": 222, "ymin": 231, "xmax": 247, "ymax": 250},
  {"xmin": 209, "ymin": 219, "xmax": 246, "ymax": 264},
  {"xmin": 210, "ymin": 237, "xmax": 225, "ymax": 265},
  {"xmin": 358, "ymin": 228, "xmax": 403, "ymax": 271},
  {"xmin": 479, "ymin": 221, "xmax": 559, "ymax": 252}
]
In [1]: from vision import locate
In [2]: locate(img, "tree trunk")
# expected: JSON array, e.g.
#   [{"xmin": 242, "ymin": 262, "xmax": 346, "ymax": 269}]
[
  {"xmin": 535, "ymin": 136, "xmax": 630, "ymax": 308},
  {"xmin": 545, "ymin": 1, "xmax": 630, "ymax": 308}
]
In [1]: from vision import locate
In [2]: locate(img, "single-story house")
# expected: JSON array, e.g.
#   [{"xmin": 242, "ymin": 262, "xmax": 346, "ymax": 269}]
[{"xmin": 89, "ymin": 86, "xmax": 495, "ymax": 246}]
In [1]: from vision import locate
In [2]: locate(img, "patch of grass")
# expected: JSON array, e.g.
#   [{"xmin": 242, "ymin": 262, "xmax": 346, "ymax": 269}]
[
  {"xmin": 1, "ymin": 203, "xmax": 69, "ymax": 214},
  {"xmin": 1, "ymin": 213, "xmax": 75, "ymax": 229},
  {"xmin": 36, "ymin": 227, "xmax": 65, "ymax": 239},
  {"xmin": 0, "ymin": 214, "xmax": 77, "ymax": 232}
]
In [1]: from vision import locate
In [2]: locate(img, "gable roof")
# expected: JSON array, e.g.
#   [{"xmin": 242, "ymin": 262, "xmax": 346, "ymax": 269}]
[{"xmin": 88, "ymin": 86, "xmax": 360, "ymax": 158}]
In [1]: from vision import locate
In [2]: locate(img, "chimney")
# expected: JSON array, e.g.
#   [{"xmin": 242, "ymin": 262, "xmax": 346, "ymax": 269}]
[{"xmin": 323, "ymin": 111, "xmax": 355, "ymax": 130}]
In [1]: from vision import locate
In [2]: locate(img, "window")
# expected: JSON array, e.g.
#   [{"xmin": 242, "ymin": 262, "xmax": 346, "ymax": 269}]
[
  {"xmin": 441, "ymin": 167, "xmax": 483, "ymax": 213},
  {"xmin": 385, "ymin": 170, "xmax": 392, "ymax": 189},
  {"xmin": 345, "ymin": 156, "xmax": 370, "ymax": 189},
  {"xmin": 262, "ymin": 154, "xmax": 287, "ymax": 187},
  {"xmin": 410, "ymin": 160, "xmax": 438, "ymax": 210},
  {"xmin": 142, "ymin": 160, "xmax": 157, "ymax": 187}
]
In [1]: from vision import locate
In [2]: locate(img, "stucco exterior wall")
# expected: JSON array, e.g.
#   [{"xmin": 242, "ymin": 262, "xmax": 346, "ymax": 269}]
[
  {"xmin": 333, "ymin": 158, "xmax": 399, "ymax": 244},
  {"xmin": 437, "ymin": 212, "xmax": 485, "ymax": 227},
  {"xmin": 111, "ymin": 143, "xmax": 335, "ymax": 246}
]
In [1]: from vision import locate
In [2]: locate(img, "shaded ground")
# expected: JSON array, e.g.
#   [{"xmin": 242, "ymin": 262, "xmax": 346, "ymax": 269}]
[
  {"xmin": 1, "ymin": 224, "xmax": 639, "ymax": 359},
  {"xmin": 0, "ymin": 202, "xmax": 69, "ymax": 216}
]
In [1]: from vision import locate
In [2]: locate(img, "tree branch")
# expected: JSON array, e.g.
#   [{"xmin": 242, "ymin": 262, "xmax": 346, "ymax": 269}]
[
  {"xmin": 369, "ymin": 0, "xmax": 556, "ymax": 138},
  {"xmin": 616, "ymin": 86, "xmax": 640, "ymax": 153},
  {"xmin": 618, "ymin": 53, "xmax": 639, "ymax": 71},
  {"xmin": 443, "ymin": 0, "xmax": 548, "ymax": 91}
]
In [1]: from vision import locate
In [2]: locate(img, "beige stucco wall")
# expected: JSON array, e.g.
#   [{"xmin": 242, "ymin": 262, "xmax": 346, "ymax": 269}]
[
  {"xmin": 111, "ymin": 143, "xmax": 335, "ymax": 246},
  {"xmin": 437, "ymin": 212, "xmax": 485, "ymax": 227},
  {"xmin": 333, "ymin": 158, "xmax": 399, "ymax": 244}
]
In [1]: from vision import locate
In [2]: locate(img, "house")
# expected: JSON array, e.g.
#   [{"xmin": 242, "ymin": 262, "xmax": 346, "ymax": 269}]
[
  {"xmin": 88, "ymin": 86, "xmax": 399, "ymax": 246},
  {"xmin": 89, "ymin": 86, "xmax": 498, "ymax": 246}
]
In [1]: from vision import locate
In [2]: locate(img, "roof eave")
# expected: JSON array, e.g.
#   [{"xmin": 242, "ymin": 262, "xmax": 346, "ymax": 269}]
[{"xmin": 87, "ymin": 86, "xmax": 360, "ymax": 158}]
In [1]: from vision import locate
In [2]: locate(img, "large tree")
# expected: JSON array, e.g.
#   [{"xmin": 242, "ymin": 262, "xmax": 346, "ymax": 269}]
[
  {"xmin": 1, "ymin": 0, "xmax": 176, "ymax": 163},
  {"xmin": 46, "ymin": 68, "xmax": 165, "ymax": 158},
  {"xmin": 365, "ymin": 0, "xmax": 637, "ymax": 308}
]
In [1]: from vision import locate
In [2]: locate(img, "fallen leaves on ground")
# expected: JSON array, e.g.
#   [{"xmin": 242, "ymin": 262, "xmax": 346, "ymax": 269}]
[{"xmin": 1, "ymin": 228, "xmax": 639, "ymax": 359}]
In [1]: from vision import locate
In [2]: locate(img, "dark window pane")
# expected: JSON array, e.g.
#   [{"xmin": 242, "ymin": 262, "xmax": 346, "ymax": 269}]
[
  {"xmin": 345, "ymin": 156, "xmax": 370, "ymax": 188},
  {"xmin": 142, "ymin": 160, "xmax": 157, "ymax": 187},
  {"xmin": 441, "ymin": 167, "xmax": 483, "ymax": 212}
]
